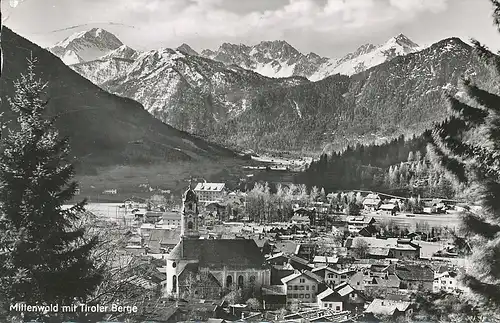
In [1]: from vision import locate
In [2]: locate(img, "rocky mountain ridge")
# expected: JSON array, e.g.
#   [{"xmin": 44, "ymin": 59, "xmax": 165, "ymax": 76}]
[
  {"xmin": 201, "ymin": 34, "xmax": 421, "ymax": 80},
  {"xmin": 47, "ymin": 29, "xmax": 485, "ymax": 156}
]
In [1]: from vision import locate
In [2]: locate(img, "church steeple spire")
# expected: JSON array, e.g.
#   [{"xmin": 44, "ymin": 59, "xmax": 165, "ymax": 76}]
[{"xmin": 181, "ymin": 179, "xmax": 199, "ymax": 239}]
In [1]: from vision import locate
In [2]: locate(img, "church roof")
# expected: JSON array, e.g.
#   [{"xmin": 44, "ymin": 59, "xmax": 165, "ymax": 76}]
[{"xmin": 167, "ymin": 239, "xmax": 266, "ymax": 270}]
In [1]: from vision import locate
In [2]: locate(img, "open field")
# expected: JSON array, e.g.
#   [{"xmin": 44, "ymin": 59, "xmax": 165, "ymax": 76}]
[
  {"xmin": 364, "ymin": 210, "xmax": 462, "ymax": 230},
  {"xmin": 72, "ymin": 158, "xmax": 254, "ymax": 202}
]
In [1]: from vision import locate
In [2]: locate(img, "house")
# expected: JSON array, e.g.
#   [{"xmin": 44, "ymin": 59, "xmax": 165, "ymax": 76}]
[
  {"xmin": 358, "ymin": 225, "xmax": 378, "ymax": 237},
  {"xmin": 414, "ymin": 240, "xmax": 450, "ymax": 259},
  {"xmin": 288, "ymin": 254, "xmax": 314, "ymax": 271},
  {"xmin": 422, "ymin": 201, "xmax": 441, "ymax": 214},
  {"xmin": 379, "ymin": 204, "xmax": 398, "ymax": 215},
  {"xmin": 145, "ymin": 227, "xmax": 181, "ymax": 253},
  {"xmin": 349, "ymin": 270, "xmax": 401, "ymax": 296},
  {"xmin": 281, "ymin": 270, "xmax": 323, "ymax": 305},
  {"xmin": 295, "ymin": 243, "xmax": 317, "ymax": 262},
  {"xmin": 323, "ymin": 268, "xmax": 357, "ymax": 288},
  {"xmin": 224, "ymin": 192, "xmax": 245, "ymax": 205},
  {"xmin": 290, "ymin": 214, "xmax": 311, "ymax": 225},
  {"xmin": 266, "ymin": 252, "xmax": 289, "ymax": 266},
  {"xmin": 144, "ymin": 211, "xmax": 182, "ymax": 226},
  {"xmin": 392, "ymin": 264, "xmax": 434, "ymax": 291},
  {"xmin": 205, "ymin": 202, "xmax": 226, "ymax": 218},
  {"xmin": 345, "ymin": 237, "xmax": 420, "ymax": 260},
  {"xmin": 433, "ymin": 266, "xmax": 466, "ymax": 294},
  {"xmin": 270, "ymin": 263, "xmax": 295, "ymax": 285},
  {"xmin": 317, "ymin": 282, "xmax": 366, "ymax": 314},
  {"xmin": 387, "ymin": 199, "xmax": 401, "ymax": 207},
  {"xmin": 362, "ymin": 194, "xmax": 382, "ymax": 211},
  {"xmin": 312, "ymin": 256, "xmax": 340, "ymax": 266},
  {"xmin": 346, "ymin": 216, "xmax": 376, "ymax": 234},
  {"xmin": 193, "ymin": 182, "xmax": 226, "ymax": 204},
  {"xmin": 254, "ymin": 237, "xmax": 272, "ymax": 255},
  {"xmin": 364, "ymin": 299, "xmax": 413, "ymax": 319},
  {"xmin": 102, "ymin": 189, "xmax": 117, "ymax": 195},
  {"xmin": 124, "ymin": 197, "xmax": 148, "ymax": 209},
  {"xmin": 262, "ymin": 285, "xmax": 287, "ymax": 310}
]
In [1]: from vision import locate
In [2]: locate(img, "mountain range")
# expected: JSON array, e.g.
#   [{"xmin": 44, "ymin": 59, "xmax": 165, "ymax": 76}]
[
  {"xmin": 199, "ymin": 34, "xmax": 421, "ymax": 80},
  {"xmin": 47, "ymin": 28, "xmax": 487, "ymax": 155},
  {"xmin": 0, "ymin": 27, "xmax": 237, "ymax": 173}
]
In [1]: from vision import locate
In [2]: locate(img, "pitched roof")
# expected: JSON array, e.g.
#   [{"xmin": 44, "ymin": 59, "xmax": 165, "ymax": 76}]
[
  {"xmin": 167, "ymin": 239, "xmax": 266, "ymax": 269},
  {"xmin": 266, "ymin": 252, "xmax": 286, "ymax": 261},
  {"xmin": 281, "ymin": 270, "xmax": 323, "ymax": 284},
  {"xmin": 317, "ymin": 283, "xmax": 357, "ymax": 301},
  {"xmin": 334, "ymin": 282, "xmax": 355, "ymax": 297},
  {"xmin": 313, "ymin": 256, "xmax": 340, "ymax": 263},
  {"xmin": 194, "ymin": 183, "xmax": 225, "ymax": 192},
  {"xmin": 373, "ymin": 275, "xmax": 401, "ymax": 288},
  {"xmin": 317, "ymin": 287, "xmax": 335, "ymax": 301},
  {"xmin": 291, "ymin": 215, "xmax": 310, "ymax": 222},
  {"xmin": 147, "ymin": 228, "xmax": 180, "ymax": 244},
  {"xmin": 365, "ymin": 299, "xmax": 411, "ymax": 316},
  {"xmin": 380, "ymin": 204, "xmax": 397, "ymax": 210},
  {"xmin": 347, "ymin": 237, "xmax": 419, "ymax": 252},
  {"xmin": 394, "ymin": 264, "xmax": 434, "ymax": 282},
  {"xmin": 365, "ymin": 194, "xmax": 381, "ymax": 200},
  {"xmin": 288, "ymin": 254, "xmax": 312, "ymax": 267}
]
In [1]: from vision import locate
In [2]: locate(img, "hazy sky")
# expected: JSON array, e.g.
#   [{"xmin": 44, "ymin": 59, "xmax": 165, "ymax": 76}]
[{"xmin": 2, "ymin": 0, "xmax": 499, "ymax": 57}]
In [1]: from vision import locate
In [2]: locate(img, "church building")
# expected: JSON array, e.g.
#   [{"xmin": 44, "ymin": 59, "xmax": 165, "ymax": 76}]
[{"xmin": 165, "ymin": 185, "xmax": 271, "ymax": 299}]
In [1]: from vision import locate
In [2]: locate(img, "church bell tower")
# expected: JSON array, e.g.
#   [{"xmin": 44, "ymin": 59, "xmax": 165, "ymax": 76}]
[{"xmin": 181, "ymin": 180, "xmax": 200, "ymax": 239}]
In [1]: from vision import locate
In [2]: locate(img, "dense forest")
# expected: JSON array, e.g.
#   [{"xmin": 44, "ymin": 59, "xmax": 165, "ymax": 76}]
[{"xmin": 296, "ymin": 132, "xmax": 458, "ymax": 199}]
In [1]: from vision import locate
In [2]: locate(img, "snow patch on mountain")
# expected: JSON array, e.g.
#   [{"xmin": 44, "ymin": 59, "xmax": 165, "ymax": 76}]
[
  {"xmin": 293, "ymin": 100, "xmax": 302, "ymax": 119},
  {"xmin": 61, "ymin": 50, "xmax": 83, "ymax": 65},
  {"xmin": 100, "ymin": 45, "xmax": 140, "ymax": 60}
]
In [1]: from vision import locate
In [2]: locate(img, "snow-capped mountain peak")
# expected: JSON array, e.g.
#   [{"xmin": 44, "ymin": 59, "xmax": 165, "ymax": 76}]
[
  {"xmin": 309, "ymin": 33, "xmax": 421, "ymax": 80},
  {"xmin": 49, "ymin": 28, "xmax": 123, "ymax": 65}
]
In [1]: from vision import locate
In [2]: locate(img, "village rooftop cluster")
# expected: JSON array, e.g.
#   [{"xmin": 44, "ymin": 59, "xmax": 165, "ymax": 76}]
[{"xmin": 89, "ymin": 180, "xmax": 473, "ymax": 322}]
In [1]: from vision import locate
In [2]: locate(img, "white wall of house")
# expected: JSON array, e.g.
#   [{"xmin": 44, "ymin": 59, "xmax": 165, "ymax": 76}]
[
  {"xmin": 325, "ymin": 271, "xmax": 352, "ymax": 287},
  {"xmin": 318, "ymin": 300, "xmax": 343, "ymax": 311},
  {"xmin": 433, "ymin": 272, "xmax": 463, "ymax": 294},
  {"xmin": 284, "ymin": 276, "xmax": 318, "ymax": 305}
]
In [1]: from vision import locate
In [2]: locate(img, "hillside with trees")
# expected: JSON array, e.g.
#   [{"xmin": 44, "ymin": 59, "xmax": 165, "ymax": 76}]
[{"xmin": 296, "ymin": 132, "xmax": 459, "ymax": 199}]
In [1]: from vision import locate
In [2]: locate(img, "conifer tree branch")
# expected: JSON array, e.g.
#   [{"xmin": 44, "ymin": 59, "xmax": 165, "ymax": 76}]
[
  {"xmin": 462, "ymin": 213, "xmax": 500, "ymax": 239},
  {"xmin": 463, "ymin": 80, "xmax": 500, "ymax": 115}
]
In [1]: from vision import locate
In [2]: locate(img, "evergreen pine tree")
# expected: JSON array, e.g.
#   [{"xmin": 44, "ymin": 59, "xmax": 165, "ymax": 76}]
[
  {"xmin": 0, "ymin": 58, "xmax": 103, "ymax": 316},
  {"xmin": 427, "ymin": 0, "xmax": 500, "ymax": 309}
]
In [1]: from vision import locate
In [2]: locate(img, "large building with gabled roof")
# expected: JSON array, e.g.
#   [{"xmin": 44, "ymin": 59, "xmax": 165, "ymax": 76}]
[{"xmin": 165, "ymin": 185, "xmax": 271, "ymax": 299}]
